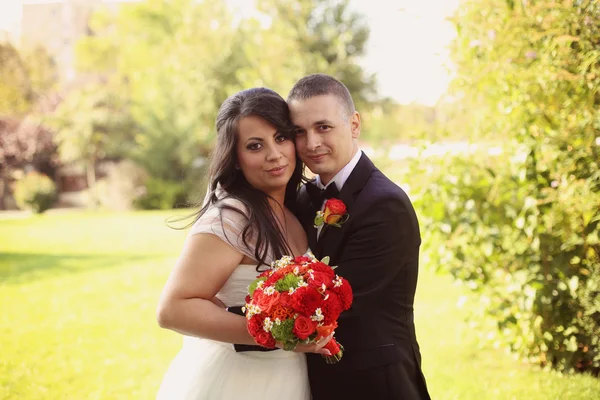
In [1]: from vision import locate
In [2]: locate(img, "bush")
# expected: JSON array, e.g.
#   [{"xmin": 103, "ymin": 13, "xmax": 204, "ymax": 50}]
[
  {"xmin": 439, "ymin": 0, "xmax": 600, "ymax": 374},
  {"xmin": 133, "ymin": 178, "xmax": 186, "ymax": 210},
  {"xmin": 413, "ymin": 144, "xmax": 600, "ymax": 375},
  {"xmin": 13, "ymin": 171, "xmax": 57, "ymax": 213}
]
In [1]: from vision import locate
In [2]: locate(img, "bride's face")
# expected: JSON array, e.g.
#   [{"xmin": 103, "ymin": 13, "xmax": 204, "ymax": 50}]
[{"xmin": 236, "ymin": 115, "xmax": 296, "ymax": 195}]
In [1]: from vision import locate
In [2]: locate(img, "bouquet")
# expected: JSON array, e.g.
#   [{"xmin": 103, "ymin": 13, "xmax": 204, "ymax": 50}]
[{"xmin": 243, "ymin": 254, "xmax": 353, "ymax": 363}]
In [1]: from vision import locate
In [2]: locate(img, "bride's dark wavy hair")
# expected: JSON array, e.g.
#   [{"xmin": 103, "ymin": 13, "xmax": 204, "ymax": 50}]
[{"xmin": 189, "ymin": 88, "xmax": 304, "ymax": 269}]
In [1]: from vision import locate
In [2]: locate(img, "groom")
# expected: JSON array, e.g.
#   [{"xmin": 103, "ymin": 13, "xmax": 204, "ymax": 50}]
[{"xmin": 289, "ymin": 74, "xmax": 431, "ymax": 399}]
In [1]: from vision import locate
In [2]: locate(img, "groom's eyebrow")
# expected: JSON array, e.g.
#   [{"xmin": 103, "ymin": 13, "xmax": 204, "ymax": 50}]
[{"xmin": 313, "ymin": 119, "xmax": 333, "ymax": 126}]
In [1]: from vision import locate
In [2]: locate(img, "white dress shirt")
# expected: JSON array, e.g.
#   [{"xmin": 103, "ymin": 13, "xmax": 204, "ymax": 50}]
[{"xmin": 314, "ymin": 149, "xmax": 363, "ymax": 238}]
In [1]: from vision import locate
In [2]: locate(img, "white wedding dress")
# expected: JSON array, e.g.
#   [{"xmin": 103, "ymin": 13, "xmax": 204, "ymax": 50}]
[{"xmin": 157, "ymin": 195, "xmax": 311, "ymax": 400}]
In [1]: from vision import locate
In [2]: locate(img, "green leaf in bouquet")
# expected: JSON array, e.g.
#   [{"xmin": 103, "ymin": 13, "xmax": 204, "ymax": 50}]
[
  {"xmin": 320, "ymin": 256, "xmax": 330, "ymax": 265},
  {"xmin": 274, "ymin": 273, "xmax": 301, "ymax": 292},
  {"xmin": 248, "ymin": 277, "xmax": 267, "ymax": 297},
  {"xmin": 271, "ymin": 318, "xmax": 295, "ymax": 343},
  {"xmin": 283, "ymin": 341, "xmax": 298, "ymax": 351}
]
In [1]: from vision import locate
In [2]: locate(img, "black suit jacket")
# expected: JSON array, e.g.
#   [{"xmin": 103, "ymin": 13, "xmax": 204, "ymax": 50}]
[{"xmin": 297, "ymin": 153, "xmax": 430, "ymax": 399}]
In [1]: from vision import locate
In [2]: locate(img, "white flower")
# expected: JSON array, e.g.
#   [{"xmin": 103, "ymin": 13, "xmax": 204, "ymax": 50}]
[
  {"xmin": 288, "ymin": 287, "xmax": 296, "ymax": 295},
  {"xmin": 263, "ymin": 317, "xmax": 274, "ymax": 332},
  {"xmin": 333, "ymin": 276, "xmax": 343, "ymax": 288},
  {"xmin": 245, "ymin": 304, "xmax": 261, "ymax": 319},
  {"xmin": 310, "ymin": 308, "xmax": 324, "ymax": 322},
  {"xmin": 273, "ymin": 255, "xmax": 294, "ymax": 269},
  {"xmin": 257, "ymin": 281, "xmax": 265, "ymax": 289},
  {"xmin": 321, "ymin": 283, "xmax": 327, "ymax": 292},
  {"xmin": 274, "ymin": 318, "xmax": 282, "ymax": 325},
  {"xmin": 297, "ymin": 280, "xmax": 309, "ymax": 288},
  {"xmin": 263, "ymin": 286, "xmax": 276, "ymax": 296},
  {"xmin": 293, "ymin": 266, "xmax": 300, "ymax": 275}
]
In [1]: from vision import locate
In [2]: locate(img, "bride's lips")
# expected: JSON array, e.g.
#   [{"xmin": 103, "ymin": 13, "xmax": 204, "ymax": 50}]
[{"xmin": 266, "ymin": 165, "xmax": 287, "ymax": 176}]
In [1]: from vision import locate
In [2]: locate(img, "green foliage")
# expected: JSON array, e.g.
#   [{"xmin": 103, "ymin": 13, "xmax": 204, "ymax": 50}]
[
  {"xmin": 257, "ymin": 0, "xmax": 376, "ymax": 109},
  {"xmin": 13, "ymin": 171, "xmax": 57, "ymax": 213},
  {"xmin": 270, "ymin": 319, "xmax": 296, "ymax": 343},
  {"xmin": 76, "ymin": 0, "xmax": 241, "ymax": 182},
  {"xmin": 134, "ymin": 178, "xmax": 186, "ymax": 210},
  {"xmin": 249, "ymin": 277, "xmax": 267, "ymax": 297},
  {"xmin": 431, "ymin": 0, "xmax": 600, "ymax": 374},
  {"xmin": 49, "ymin": 82, "xmax": 137, "ymax": 207},
  {"xmin": 0, "ymin": 43, "xmax": 57, "ymax": 116},
  {"xmin": 274, "ymin": 273, "xmax": 302, "ymax": 292}
]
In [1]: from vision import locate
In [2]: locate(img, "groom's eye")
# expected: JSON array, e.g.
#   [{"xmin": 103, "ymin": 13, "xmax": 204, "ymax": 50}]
[
  {"xmin": 294, "ymin": 128, "xmax": 305, "ymax": 135},
  {"xmin": 318, "ymin": 125, "xmax": 332, "ymax": 131}
]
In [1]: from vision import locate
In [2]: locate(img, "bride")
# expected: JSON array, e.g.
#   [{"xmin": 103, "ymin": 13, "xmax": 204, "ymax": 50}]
[{"xmin": 156, "ymin": 88, "xmax": 330, "ymax": 399}]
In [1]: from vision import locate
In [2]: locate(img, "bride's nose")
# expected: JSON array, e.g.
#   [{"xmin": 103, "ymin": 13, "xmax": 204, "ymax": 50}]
[{"xmin": 266, "ymin": 145, "xmax": 283, "ymax": 161}]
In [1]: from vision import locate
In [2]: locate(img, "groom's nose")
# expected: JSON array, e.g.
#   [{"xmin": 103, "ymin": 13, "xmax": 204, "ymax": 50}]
[{"xmin": 305, "ymin": 131, "xmax": 321, "ymax": 151}]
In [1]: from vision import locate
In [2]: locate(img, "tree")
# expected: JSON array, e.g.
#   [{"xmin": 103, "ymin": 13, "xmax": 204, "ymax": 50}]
[
  {"xmin": 0, "ymin": 118, "xmax": 56, "ymax": 209},
  {"xmin": 256, "ymin": 0, "xmax": 377, "ymax": 110},
  {"xmin": 50, "ymin": 84, "xmax": 136, "ymax": 205},
  {"xmin": 0, "ymin": 42, "xmax": 57, "ymax": 116},
  {"xmin": 76, "ymin": 0, "xmax": 239, "ymax": 182}
]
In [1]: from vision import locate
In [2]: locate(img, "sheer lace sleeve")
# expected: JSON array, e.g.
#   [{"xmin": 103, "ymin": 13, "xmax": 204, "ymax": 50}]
[{"xmin": 189, "ymin": 197, "xmax": 258, "ymax": 262}]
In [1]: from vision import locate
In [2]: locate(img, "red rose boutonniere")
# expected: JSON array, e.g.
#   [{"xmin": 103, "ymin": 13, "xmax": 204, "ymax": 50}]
[{"xmin": 314, "ymin": 198, "xmax": 349, "ymax": 228}]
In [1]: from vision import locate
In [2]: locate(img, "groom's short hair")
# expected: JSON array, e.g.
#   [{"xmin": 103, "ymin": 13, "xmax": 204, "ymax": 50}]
[{"xmin": 287, "ymin": 74, "xmax": 356, "ymax": 118}]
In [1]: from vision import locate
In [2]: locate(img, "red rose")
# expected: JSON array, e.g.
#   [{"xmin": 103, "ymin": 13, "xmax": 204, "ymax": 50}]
[
  {"xmin": 332, "ymin": 278, "xmax": 353, "ymax": 310},
  {"xmin": 247, "ymin": 314, "xmax": 264, "ymax": 337},
  {"xmin": 309, "ymin": 262, "xmax": 335, "ymax": 278},
  {"xmin": 255, "ymin": 330, "xmax": 276, "ymax": 348},
  {"xmin": 293, "ymin": 256, "xmax": 313, "ymax": 264},
  {"xmin": 245, "ymin": 295, "xmax": 251, "ymax": 304},
  {"xmin": 253, "ymin": 290, "xmax": 280, "ymax": 313},
  {"xmin": 308, "ymin": 271, "xmax": 334, "ymax": 290},
  {"xmin": 323, "ymin": 199, "xmax": 347, "ymax": 224},
  {"xmin": 291, "ymin": 286, "xmax": 323, "ymax": 316},
  {"xmin": 293, "ymin": 315, "xmax": 317, "ymax": 340}
]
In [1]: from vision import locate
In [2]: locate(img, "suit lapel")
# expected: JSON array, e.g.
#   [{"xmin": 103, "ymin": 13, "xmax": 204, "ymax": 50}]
[
  {"xmin": 316, "ymin": 153, "xmax": 376, "ymax": 259},
  {"xmin": 298, "ymin": 181, "xmax": 320, "ymax": 254}
]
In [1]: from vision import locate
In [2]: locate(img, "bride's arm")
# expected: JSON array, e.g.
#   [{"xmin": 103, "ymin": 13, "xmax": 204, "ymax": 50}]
[{"xmin": 156, "ymin": 233, "xmax": 257, "ymax": 345}]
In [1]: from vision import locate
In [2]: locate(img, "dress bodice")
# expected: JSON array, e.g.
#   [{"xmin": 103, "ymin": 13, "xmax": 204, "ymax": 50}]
[{"xmin": 215, "ymin": 264, "xmax": 262, "ymax": 307}]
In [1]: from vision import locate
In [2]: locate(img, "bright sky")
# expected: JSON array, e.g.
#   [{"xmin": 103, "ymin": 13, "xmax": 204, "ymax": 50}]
[{"xmin": 0, "ymin": 0, "xmax": 459, "ymax": 105}]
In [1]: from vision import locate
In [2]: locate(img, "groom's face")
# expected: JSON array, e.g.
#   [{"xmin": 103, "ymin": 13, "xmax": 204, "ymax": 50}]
[{"xmin": 289, "ymin": 94, "xmax": 360, "ymax": 184}]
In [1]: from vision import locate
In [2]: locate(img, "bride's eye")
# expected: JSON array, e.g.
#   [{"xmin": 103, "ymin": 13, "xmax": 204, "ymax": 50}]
[
  {"xmin": 275, "ymin": 135, "xmax": 288, "ymax": 143},
  {"xmin": 247, "ymin": 143, "xmax": 262, "ymax": 151}
]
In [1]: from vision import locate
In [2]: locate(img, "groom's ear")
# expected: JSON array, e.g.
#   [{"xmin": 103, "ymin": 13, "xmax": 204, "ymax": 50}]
[{"xmin": 350, "ymin": 111, "xmax": 361, "ymax": 139}]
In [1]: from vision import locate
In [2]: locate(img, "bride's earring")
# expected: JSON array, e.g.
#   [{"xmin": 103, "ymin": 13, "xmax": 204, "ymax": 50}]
[{"xmin": 235, "ymin": 164, "xmax": 240, "ymax": 170}]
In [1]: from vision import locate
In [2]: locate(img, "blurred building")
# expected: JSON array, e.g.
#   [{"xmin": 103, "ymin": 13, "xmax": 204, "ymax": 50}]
[{"xmin": 19, "ymin": 0, "xmax": 138, "ymax": 82}]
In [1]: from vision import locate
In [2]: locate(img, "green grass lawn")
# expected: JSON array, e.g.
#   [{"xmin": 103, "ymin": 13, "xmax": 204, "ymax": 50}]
[{"xmin": 1, "ymin": 211, "xmax": 599, "ymax": 399}]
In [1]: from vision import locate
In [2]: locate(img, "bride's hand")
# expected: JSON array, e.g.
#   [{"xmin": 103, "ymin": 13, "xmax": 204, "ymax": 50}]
[{"xmin": 275, "ymin": 332, "xmax": 335, "ymax": 356}]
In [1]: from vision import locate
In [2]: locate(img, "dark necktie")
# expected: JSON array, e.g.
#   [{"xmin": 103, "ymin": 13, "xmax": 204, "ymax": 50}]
[{"xmin": 306, "ymin": 182, "xmax": 339, "ymax": 207}]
